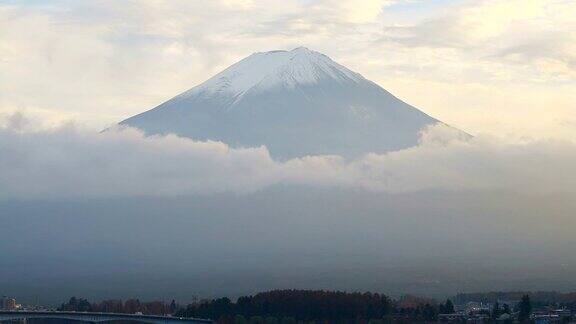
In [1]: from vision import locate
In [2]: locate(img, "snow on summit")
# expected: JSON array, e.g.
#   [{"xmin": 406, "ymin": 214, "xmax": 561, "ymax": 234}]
[
  {"xmin": 120, "ymin": 47, "xmax": 448, "ymax": 158},
  {"xmin": 182, "ymin": 47, "xmax": 363, "ymax": 99}
]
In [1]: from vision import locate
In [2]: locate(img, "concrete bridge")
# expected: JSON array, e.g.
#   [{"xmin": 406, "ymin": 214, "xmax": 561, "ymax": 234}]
[{"xmin": 0, "ymin": 310, "xmax": 211, "ymax": 323}]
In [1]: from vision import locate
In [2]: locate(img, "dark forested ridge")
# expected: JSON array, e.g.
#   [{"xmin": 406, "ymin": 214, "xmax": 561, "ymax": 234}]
[{"xmin": 178, "ymin": 290, "xmax": 396, "ymax": 321}]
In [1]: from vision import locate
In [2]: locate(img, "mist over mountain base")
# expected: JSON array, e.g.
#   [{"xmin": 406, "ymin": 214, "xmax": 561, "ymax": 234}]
[{"xmin": 2, "ymin": 186, "xmax": 575, "ymax": 305}]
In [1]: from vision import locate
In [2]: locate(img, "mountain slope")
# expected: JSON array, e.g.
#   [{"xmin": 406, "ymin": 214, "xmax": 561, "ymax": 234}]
[{"xmin": 120, "ymin": 47, "xmax": 441, "ymax": 158}]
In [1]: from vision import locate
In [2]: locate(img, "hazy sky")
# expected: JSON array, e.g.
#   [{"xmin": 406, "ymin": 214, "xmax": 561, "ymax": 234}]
[{"xmin": 1, "ymin": 0, "xmax": 575, "ymax": 139}]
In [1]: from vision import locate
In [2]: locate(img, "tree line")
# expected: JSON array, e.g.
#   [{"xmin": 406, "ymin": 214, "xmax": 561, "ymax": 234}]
[
  {"xmin": 176, "ymin": 290, "xmax": 456, "ymax": 323},
  {"xmin": 57, "ymin": 296, "xmax": 177, "ymax": 316},
  {"xmin": 57, "ymin": 290, "xmax": 545, "ymax": 323},
  {"xmin": 58, "ymin": 290, "xmax": 457, "ymax": 322}
]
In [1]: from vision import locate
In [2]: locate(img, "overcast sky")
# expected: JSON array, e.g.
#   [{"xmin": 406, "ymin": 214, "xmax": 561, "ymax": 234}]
[{"xmin": 1, "ymin": 0, "xmax": 575, "ymax": 140}]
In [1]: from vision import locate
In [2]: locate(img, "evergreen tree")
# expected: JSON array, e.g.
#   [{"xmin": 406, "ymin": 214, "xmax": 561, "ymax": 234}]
[
  {"xmin": 491, "ymin": 302, "xmax": 500, "ymax": 320},
  {"xmin": 265, "ymin": 316, "xmax": 279, "ymax": 324},
  {"xmin": 170, "ymin": 299, "xmax": 177, "ymax": 314},
  {"xmin": 443, "ymin": 299, "xmax": 455, "ymax": 313},
  {"xmin": 421, "ymin": 304, "xmax": 437, "ymax": 321},
  {"xmin": 280, "ymin": 317, "xmax": 297, "ymax": 324},
  {"xmin": 250, "ymin": 316, "xmax": 265, "ymax": 324},
  {"xmin": 234, "ymin": 315, "xmax": 248, "ymax": 324},
  {"xmin": 518, "ymin": 295, "xmax": 532, "ymax": 322}
]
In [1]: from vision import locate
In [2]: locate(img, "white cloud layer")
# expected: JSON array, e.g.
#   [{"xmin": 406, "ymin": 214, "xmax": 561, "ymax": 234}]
[{"xmin": 2, "ymin": 113, "xmax": 575, "ymax": 200}]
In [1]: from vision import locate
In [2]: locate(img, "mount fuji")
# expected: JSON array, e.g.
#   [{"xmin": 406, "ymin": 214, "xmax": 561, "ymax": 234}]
[{"xmin": 120, "ymin": 47, "xmax": 444, "ymax": 158}]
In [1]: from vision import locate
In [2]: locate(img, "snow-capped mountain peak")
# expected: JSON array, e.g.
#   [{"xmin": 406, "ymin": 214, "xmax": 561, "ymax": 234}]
[{"xmin": 180, "ymin": 47, "xmax": 364, "ymax": 100}]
